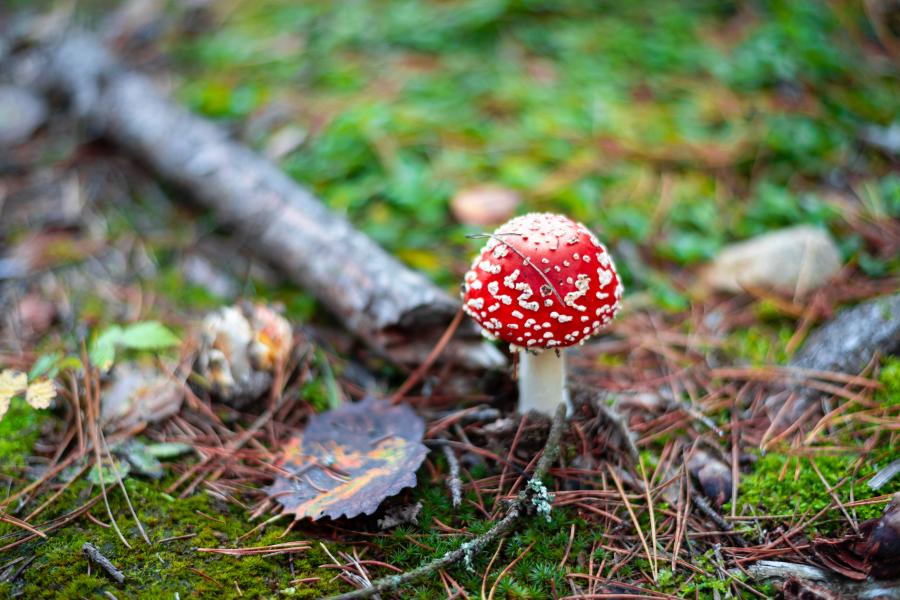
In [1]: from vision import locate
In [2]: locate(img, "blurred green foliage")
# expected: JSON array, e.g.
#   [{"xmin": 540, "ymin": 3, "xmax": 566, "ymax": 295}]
[{"xmin": 170, "ymin": 0, "xmax": 898, "ymax": 296}]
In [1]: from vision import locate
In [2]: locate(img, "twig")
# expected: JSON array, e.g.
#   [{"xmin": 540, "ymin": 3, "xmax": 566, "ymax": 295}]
[
  {"xmin": 607, "ymin": 464, "xmax": 657, "ymax": 583},
  {"xmin": 2, "ymin": 555, "xmax": 36, "ymax": 584},
  {"xmin": 82, "ymin": 542, "xmax": 125, "ymax": 584},
  {"xmin": 487, "ymin": 541, "xmax": 534, "ymax": 600},
  {"xmin": 196, "ymin": 541, "xmax": 311, "ymax": 556},
  {"xmin": 0, "ymin": 512, "xmax": 46, "ymax": 539},
  {"xmin": 390, "ymin": 309, "xmax": 463, "ymax": 404},
  {"xmin": 443, "ymin": 445, "xmax": 462, "ymax": 508},
  {"xmin": 80, "ymin": 351, "xmax": 131, "ymax": 549},
  {"xmin": 638, "ymin": 456, "xmax": 659, "ymax": 581},
  {"xmin": 869, "ymin": 458, "xmax": 900, "ymax": 491},
  {"xmin": 0, "ymin": 495, "xmax": 102, "ymax": 553},
  {"xmin": 323, "ymin": 403, "xmax": 567, "ymax": 600},
  {"xmin": 466, "ymin": 233, "xmax": 565, "ymax": 305},
  {"xmin": 99, "ymin": 426, "xmax": 151, "ymax": 544}
]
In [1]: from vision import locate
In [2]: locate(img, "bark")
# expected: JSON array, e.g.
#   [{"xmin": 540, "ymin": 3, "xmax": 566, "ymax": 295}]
[
  {"xmin": 744, "ymin": 560, "xmax": 900, "ymax": 599},
  {"xmin": 11, "ymin": 30, "xmax": 504, "ymax": 371}
]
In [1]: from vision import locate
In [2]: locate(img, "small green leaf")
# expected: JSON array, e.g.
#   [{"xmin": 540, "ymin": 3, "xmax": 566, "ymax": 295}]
[
  {"xmin": 145, "ymin": 442, "xmax": 193, "ymax": 459},
  {"xmin": 119, "ymin": 322, "xmax": 180, "ymax": 350},
  {"xmin": 28, "ymin": 353, "xmax": 61, "ymax": 380},
  {"xmin": 121, "ymin": 441, "xmax": 164, "ymax": 479},
  {"xmin": 57, "ymin": 356, "xmax": 84, "ymax": 373},
  {"xmin": 90, "ymin": 325, "xmax": 124, "ymax": 371},
  {"xmin": 88, "ymin": 458, "xmax": 131, "ymax": 485}
]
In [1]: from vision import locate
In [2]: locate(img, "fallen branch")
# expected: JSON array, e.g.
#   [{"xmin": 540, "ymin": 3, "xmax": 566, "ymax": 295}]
[
  {"xmin": 7, "ymin": 29, "xmax": 504, "ymax": 372},
  {"xmin": 442, "ymin": 444, "xmax": 462, "ymax": 508},
  {"xmin": 744, "ymin": 560, "xmax": 900, "ymax": 599},
  {"xmin": 82, "ymin": 541, "xmax": 125, "ymax": 584},
  {"xmin": 324, "ymin": 403, "xmax": 567, "ymax": 600}
]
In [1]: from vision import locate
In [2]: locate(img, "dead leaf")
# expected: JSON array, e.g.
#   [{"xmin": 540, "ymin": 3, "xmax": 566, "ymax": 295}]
[
  {"xmin": 101, "ymin": 362, "xmax": 183, "ymax": 434},
  {"xmin": 450, "ymin": 185, "xmax": 520, "ymax": 227},
  {"xmin": 16, "ymin": 293, "xmax": 57, "ymax": 338},
  {"xmin": 266, "ymin": 397, "xmax": 428, "ymax": 520}
]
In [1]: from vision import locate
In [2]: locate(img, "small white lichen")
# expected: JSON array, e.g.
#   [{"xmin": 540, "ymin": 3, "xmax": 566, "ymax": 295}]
[{"xmin": 528, "ymin": 478, "xmax": 555, "ymax": 522}]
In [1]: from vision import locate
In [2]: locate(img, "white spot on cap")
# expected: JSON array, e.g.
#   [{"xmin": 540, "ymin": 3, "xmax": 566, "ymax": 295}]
[{"xmin": 597, "ymin": 267, "xmax": 613, "ymax": 287}]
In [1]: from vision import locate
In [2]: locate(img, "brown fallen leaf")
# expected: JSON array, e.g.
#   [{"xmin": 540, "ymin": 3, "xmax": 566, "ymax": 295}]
[
  {"xmin": 450, "ymin": 185, "xmax": 520, "ymax": 227},
  {"xmin": 266, "ymin": 397, "xmax": 428, "ymax": 520},
  {"xmin": 101, "ymin": 362, "xmax": 183, "ymax": 434},
  {"xmin": 16, "ymin": 293, "xmax": 57, "ymax": 338}
]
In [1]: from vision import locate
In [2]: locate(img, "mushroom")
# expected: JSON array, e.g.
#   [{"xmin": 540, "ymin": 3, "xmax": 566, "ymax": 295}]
[{"xmin": 461, "ymin": 213, "xmax": 623, "ymax": 416}]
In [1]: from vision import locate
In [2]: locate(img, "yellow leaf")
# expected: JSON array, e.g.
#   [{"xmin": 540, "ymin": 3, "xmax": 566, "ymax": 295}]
[
  {"xmin": 25, "ymin": 378, "xmax": 56, "ymax": 410},
  {"xmin": 0, "ymin": 370, "xmax": 27, "ymax": 419}
]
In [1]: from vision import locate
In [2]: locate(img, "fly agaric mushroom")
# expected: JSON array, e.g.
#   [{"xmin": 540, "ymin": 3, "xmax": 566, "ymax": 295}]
[{"xmin": 462, "ymin": 213, "xmax": 623, "ymax": 415}]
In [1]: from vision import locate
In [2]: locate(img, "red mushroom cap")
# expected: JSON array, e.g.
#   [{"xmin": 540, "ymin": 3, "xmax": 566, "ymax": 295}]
[{"xmin": 462, "ymin": 213, "xmax": 623, "ymax": 350}]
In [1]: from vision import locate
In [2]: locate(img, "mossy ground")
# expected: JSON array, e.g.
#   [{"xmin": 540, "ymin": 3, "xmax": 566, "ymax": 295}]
[
  {"xmin": 3, "ymin": 356, "xmax": 897, "ymax": 599},
  {"xmin": 0, "ymin": 475, "xmax": 346, "ymax": 599},
  {"xmin": 2, "ymin": 0, "xmax": 899, "ymax": 597}
]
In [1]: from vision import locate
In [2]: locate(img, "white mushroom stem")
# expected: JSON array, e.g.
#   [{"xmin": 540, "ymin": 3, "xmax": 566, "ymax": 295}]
[{"xmin": 518, "ymin": 349, "xmax": 571, "ymax": 416}]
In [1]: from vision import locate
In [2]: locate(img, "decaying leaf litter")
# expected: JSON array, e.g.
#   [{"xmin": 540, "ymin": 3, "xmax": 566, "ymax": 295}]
[{"xmin": 1, "ymin": 1, "xmax": 900, "ymax": 598}]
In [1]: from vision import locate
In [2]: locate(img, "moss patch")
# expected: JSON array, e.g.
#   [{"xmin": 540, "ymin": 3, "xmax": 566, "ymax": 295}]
[{"xmin": 1, "ymin": 479, "xmax": 344, "ymax": 599}]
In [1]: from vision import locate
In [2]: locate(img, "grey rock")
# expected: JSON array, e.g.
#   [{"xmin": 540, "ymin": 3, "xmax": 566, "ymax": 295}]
[{"xmin": 0, "ymin": 85, "xmax": 47, "ymax": 146}]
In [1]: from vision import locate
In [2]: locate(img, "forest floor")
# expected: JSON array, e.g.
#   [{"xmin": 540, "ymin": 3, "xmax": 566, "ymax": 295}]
[{"xmin": 1, "ymin": 1, "xmax": 899, "ymax": 598}]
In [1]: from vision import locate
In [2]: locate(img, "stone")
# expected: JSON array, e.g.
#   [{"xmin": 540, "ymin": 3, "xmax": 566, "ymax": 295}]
[
  {"xmin": 0, "ymin": 85, "xmax": 47, "ymax": 146},
  {"xmin": 700, "ymin": 224, "xmax": 841, "ymax": 297}
]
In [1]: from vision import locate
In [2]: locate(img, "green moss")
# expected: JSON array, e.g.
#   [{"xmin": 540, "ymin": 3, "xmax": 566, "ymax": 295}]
[
  {"xmin": 727, "ymin": 325, "xmax": 793, "ymax": 366},
  {"xmin": 730, "ymin": 450, "xmax": 898, "ymax": 534},
  {"xmin": 1, "ymin": 478, "xmax": 344, "ymax": 599},
  {"xmin": 880, "ymin": 357, "xmax": 900, "ymax": 407},
  {"xmin": 0, "ymin": 400, "xmax": 45, "ymax": 468}
]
